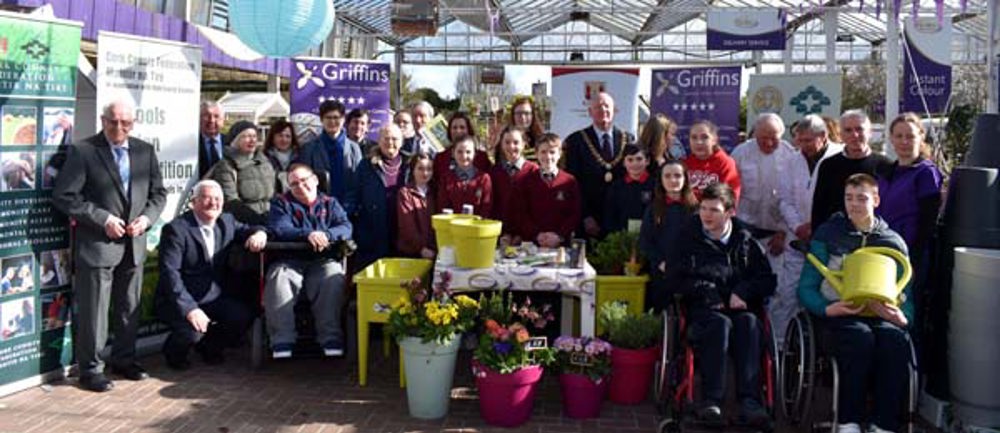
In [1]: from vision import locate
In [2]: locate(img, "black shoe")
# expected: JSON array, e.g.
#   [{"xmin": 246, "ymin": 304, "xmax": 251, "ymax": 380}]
[
  {"xmin": 739, "ymin": 399, "xmax": 772, "ymax": 429},
  {"xmin": 696, "ymin": 403, "xmax": 724, "ymax": 427},
  {"xmin": 78, "ymin": 374, "xmax": 114, "ymax": 392},
  {"xmin": 164, "ymin": 353, "xmax": 191, "ymax": 371},
  {"xmin": 110, "ymin": 363, "xmax": 149, "ymax": 381},
  {"xmin": 195, "ymin": 343, "xmax": 225, "ymax": 365}
]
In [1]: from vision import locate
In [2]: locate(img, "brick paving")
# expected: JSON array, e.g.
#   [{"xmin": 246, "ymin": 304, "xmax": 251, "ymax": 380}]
[{"xmin": 0, "ymin": 341, "xmax": 803, "ymax": 433}]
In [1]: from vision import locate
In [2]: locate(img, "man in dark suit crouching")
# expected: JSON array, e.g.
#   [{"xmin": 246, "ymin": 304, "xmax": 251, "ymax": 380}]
[{"xmin": 155, "ymin": 180, "xmax": 267, "ymax": 370}]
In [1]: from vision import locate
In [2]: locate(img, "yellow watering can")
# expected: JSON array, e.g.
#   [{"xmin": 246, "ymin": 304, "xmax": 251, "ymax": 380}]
[{"xmin": 798, "ymin": 243, "xmax": 912, "ymax": 306}]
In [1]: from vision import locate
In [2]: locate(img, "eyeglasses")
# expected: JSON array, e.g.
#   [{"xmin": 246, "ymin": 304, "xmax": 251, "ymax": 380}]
[
  {"xmin": 288, "ymin": 174, "xmax": 316, "ymax": 188},
  {"xmin": 104, "ymin": 118, "xmax": 134, "ymax": 127}
]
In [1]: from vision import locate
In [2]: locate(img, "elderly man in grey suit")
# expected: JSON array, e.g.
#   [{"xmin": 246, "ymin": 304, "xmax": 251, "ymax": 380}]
[{"xmin": 53, "ymin": 100, "xmax": 167, "ymax": 392}]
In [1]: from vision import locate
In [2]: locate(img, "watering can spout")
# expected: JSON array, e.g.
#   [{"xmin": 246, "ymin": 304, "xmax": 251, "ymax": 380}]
[{"xmin": 791, "ymin": 240, "xmax": 847, "ymax": 296}]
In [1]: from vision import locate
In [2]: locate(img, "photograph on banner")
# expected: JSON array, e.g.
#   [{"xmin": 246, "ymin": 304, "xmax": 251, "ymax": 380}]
[
  {"xmin": 41, "ymin": 107, "xmax": 74, "ymax": 146},
  {"xmin": 1, "ymin": 106, "xmax": 37, "ymax": 146},
  {"xmin": 902, "ymin": 17, "xmax": 952, "ymax": 114},
  {"xmin": 40, "ymin": 291, "xmax": 69, "ymax": 331},
  {"xmin": 746, "ymin": 73, "xmax": 842, "ymax": 137},
  {"xmin": 0, "ymin": 254, "xmax": 34, "ymax": 297},
  {"xmin": 650, "ymin": 66, "xmax": 742, "ymax": 153},
  {"xmin": 422, "ymin": 114, "xmax": 449, "ymax": 152},
  {"xmin": 707, "ymin": 9, "xmax": 786, "ymax": 51},
  {"xmin": 289, "ymin": 58, "xmax": 391, "ymax": 144},
  {"xmin": 0, "ymin": 297, "xmax": 34, "ymax": 340},
  {"xmin": 96, "ymin": 31, "xmax": 202, "ymax": 247},
  {"xmin": 0, "ymin": 152, "xmax": 36, "ymax": 192},
  {"xmin": 40, "ymin": 150, "xmax": 58, "ymax": 189},
  {"xmin": 39, "ymin": 249, "xmax": 70, "ymax": 289},
  {"xmin": 550, "ymin": 68, "xmax": 640, "ymax": 139}
]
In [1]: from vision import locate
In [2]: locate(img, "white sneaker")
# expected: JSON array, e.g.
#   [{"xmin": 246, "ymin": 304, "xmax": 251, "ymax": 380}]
[
  {"xmin": 837, "ymin": 423, "xmax": 862, "ymax": 433},
  {"xmin": 272, "ymin": 344, "xmax": 293, "ymax": 359},
  {"xmin": 866, "ymin": 424, "xmax": 895, "ymax": 433}
]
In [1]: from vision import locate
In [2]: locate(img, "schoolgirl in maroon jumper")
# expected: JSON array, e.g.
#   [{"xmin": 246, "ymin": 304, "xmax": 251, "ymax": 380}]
[
  {"xmin": 396, "ymin": 153, "xmax": 436, "ymax": 259},
  {"xmin": 436, "ymin": 137, "xmax": 493, "ymax": 217},
  {"xmin": 509, "ymin": 133, "xmax": 581, "ymax": 248},
  {"xmin": 490, "ymin": 126, "xmax": 538, "ymax": 227}
]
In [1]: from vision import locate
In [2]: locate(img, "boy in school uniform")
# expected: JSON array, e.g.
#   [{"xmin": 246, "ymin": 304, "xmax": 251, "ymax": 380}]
[
  {"xmin": 603, "ymin": 144, "xmax": 655, "ymax": 233},
  {"xmin": 509, "ymin": 133, "xmax": 581, "ymax": 247}
]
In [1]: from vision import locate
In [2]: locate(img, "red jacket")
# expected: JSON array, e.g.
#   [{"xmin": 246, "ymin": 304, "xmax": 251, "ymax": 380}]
[
  {"xmin": 489, "ymin": 160, "xmax": 538, "ymax": 227},
  {"xmin": 684, "ymin": 149, "xmax": 741, "ymax": 202},
  {"xmin": 436, "ymin": 169, "xmax": 493, "ymax": 218},
  {"xmin": 396, "ymin": 184, "xmax": 435, "ymax": 257},
  {"xmin": 509, "ymin": 170, "xmax": 582, "ymax": 242}
]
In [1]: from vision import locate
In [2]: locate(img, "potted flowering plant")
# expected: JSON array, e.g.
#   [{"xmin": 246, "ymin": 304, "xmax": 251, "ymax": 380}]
[
  {"xmin": 553, "ymin": 336, "xmax": 613, "ymax": 419},
  {"xmin": 472, "ymin": 291, "xmax": 556, "ymax": 427},
  {"xmin": 383, "ymin": 272, "xmax": 479, "ymax": 419},
  {"xmin": 599, "ymin": 301, "xmax": 663, "ymax": 405}
]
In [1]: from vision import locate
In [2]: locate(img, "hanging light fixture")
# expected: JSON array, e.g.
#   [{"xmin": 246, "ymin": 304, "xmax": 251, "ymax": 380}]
[{"xmin": 229, "ymin": 0, "xmax": 336, "ymax": 58}]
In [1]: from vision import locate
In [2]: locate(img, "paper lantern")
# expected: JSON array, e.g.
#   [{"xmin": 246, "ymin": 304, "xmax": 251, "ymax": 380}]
[{"xmin": 230, "ymin": 0, "xmax": 335, "ymax": 58}]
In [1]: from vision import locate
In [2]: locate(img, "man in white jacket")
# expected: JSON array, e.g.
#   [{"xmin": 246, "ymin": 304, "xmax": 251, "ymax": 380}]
[{"xmin": 732, "ymin": 113, "xmax": 802, "ymax": 344}]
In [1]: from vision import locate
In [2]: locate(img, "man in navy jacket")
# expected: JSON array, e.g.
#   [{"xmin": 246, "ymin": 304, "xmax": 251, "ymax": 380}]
[
  {"xmin": 265, "ymin": 164, "xmax": 353, "ymax": 359},
  {"xmin": 155, "ymin": 180, "xmax": 266, "ymax": 370}
]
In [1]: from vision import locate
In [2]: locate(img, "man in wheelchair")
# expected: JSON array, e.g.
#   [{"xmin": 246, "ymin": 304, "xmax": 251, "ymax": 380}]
[
  {"xmin": 670, "ymin": 182, "xmax": 777, "ymax": 427},
  {"xmin": 797, "ymin": 173, "xmax": 912, "ymax": 433},
  {"xmin": 265, "ymin": 163, "xmax": 353, "ymax": 359}
]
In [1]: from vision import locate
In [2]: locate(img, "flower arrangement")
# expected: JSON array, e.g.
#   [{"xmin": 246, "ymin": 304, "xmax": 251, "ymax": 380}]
[
  {"xmin": 473, "ymin": 291, "xmax": 556, "ymax": 374},
  {"xmin": 553, "ymin": 336, "xmax": 613, "ymax": 381},
  {"xmin": 384, "ymin": 271, "xmax": 479, "ymax": 344}
]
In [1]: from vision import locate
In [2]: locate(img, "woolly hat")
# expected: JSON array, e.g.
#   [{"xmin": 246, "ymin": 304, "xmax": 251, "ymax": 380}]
[{"xmin": 227, "ymin": 121, "xmax": 258, "ymax": 145}]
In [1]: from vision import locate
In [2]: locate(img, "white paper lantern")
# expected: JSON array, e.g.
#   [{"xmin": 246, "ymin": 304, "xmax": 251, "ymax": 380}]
[{"xmin": 229, "ymin": 0, "xmax": 335, "ymax": 58}]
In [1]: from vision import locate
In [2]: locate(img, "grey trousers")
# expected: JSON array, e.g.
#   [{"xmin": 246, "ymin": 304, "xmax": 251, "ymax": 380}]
[
  {"xmin": 264, "ymin": 259, "xmax": 345, "ymax": 346},
  {"xmin": 74, "ymin": 260, "xmax": 143, "ymax": 377}
]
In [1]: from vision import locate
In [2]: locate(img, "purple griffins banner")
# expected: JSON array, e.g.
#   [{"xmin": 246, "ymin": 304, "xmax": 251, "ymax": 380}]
[
  {"xmin": 289, "ymin": 58, "xmax": 391, "ymax": 143},
  {"xmin": 901, "ymin": 18, "xmax": 952, "ymax": 114},
  {"xmin": 650, "ymin": 67, "xmax": 742, "ymax": 153}
]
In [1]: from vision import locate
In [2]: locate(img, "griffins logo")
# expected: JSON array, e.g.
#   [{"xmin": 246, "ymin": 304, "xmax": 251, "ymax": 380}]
[
  {"xmin": 294, "ymin": 61, "xmax": 391, "ymax": 90},
  {"xmin": 752, "ymin": 86, "xmax": 783, "ymax": 114},
  {"xmin": 582, "ymin": 81, "xmax": 605, "ymax": 106}
]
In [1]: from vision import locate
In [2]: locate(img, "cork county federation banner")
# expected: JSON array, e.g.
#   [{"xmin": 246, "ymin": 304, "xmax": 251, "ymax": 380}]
[
  {"xmin": 651, "ymin": 66, "xmax": 743, "ymax": 153},
  {"xmin": 289, "ymin": 58, "xmax": 391, "ymax": 144},
  {"xmin": 0, "ymin": 11, "xmax": 81, "ymax": 395},
  {"xmin": 550, "ymin": 67, "xmax": 640, "ymax": 139},
  {"xmin": 902, "ymin": 17, "xmax": 952, "ymax": 114},
  {"xmin": 746, "ymin": 73, "xmax": 842, "ymax": 136}
]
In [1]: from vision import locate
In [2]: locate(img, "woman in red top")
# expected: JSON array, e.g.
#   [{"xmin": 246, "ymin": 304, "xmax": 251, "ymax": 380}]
[
  {"xmin": 490, "ymin": 126, "xmax": 538, "ymax": 228},
  {"xmin": 683, "ymin": 120, "xmax": 741, "ymax": 201},
  {"xmin": 396, "ymin": 153, "xmax": 436, "ymax": 259},
  {"xmin": 436, "ymin": 137, "xmax": 493, "ymax": 217}
]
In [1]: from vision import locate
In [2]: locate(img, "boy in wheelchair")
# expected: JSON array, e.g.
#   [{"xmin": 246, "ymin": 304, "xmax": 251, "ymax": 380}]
[
  {"xmin": 669, "ymin": 182, "xmax": 777, "ymax": 427},
  {"xmin": 797, "ymin": 173, "xmax": 912, "ymax": 433}
]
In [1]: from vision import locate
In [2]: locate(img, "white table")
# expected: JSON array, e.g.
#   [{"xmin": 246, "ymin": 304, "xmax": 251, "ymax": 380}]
[{"xmin": 433, "ymin": 259, "xmax": 598, "ymax": 336}]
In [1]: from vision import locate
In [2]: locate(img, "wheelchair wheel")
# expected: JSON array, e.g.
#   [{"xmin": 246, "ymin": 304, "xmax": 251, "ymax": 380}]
[
  {"xmin": 765, "ymin": 313, "xmax": 781, "ymax": 419},
  {"xmin": 654, "ymin": 310, "xmax": 672, "ymax": 403},
  {"xmin": 250, "ymin": 316, "xmax": 266, "ymax": 369},
  {"xmin": 658, "ymin": 417, "xmax": 682, "ymax": 433},
  {"xmin": 780, "ymin": 312, "xmax": 816, "ymax": 425}
]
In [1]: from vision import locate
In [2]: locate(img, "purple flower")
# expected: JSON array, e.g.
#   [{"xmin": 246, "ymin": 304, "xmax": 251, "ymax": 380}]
[{"xmin": 493, "ymin": 341, "xmax": 513, "ymax": 355}]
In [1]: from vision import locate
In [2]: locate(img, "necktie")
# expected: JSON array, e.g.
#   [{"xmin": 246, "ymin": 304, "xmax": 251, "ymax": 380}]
[
  {"xmin": 208, "ymin": 138, "xmax": 219, "ymax": 167},
  {"xmin": 201, "ymin": 226, "xmax": 215, "ymax": 259},
  {"xmin": 113, "ymin": 146, "xmax": 130, "ymax": 193},
  {"xmin": 601, "ymin": 133, "xmax": 613, "ymax": 161},
  {"xmin": 505, "ymin": 162, "xmax": 518, "ymax": 177}
]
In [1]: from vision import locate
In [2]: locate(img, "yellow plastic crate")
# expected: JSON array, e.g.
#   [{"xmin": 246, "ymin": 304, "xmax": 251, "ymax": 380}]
[{"xmin": 354, "ymin": 258, "xmax": 433, "ymax": 387}]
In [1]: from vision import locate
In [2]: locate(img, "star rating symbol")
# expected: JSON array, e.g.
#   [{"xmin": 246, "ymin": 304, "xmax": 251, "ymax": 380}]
[
  {"xmin": 357, "ymin": 97, "xmax": 366, "ymax": 105},
  {"xmin": 347, "ymin": 97, "xmax": 356, "ymax": 105},
  {"xmin": 337, "ymin": 97, "xmax": 346, "ymax": 104}
]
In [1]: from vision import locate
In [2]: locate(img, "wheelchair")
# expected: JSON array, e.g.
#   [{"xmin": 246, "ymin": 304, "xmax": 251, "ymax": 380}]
[
  {"xmin": 654, "ymin": 299, "xmax": 781, "ymax": 433},
  {"xmin": 779, "ymin": 310, "xmax": 919, "ymax": 433},
  {"xmin": 249, "ymin": 239, "xmax": 356, "ymax": 369}
]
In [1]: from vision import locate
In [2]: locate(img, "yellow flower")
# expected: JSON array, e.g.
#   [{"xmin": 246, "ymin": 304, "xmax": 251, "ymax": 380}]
[
  {"xmin": 455, "ymin": 295, "xmax": 478, "ymax": 309},
  {"xmin": 392, "ymin": 295, "xmax": 412, "ymax": 315}
]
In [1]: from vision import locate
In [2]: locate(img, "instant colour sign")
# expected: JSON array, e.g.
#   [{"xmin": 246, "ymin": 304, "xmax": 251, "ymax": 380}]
[
  {"xmin": 901, "ymin": 17, "xmax": 952, "ymax": 114},
  {"xmin": 0, "ymin": 11, "xmax": 81, "ymax": 395}
]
